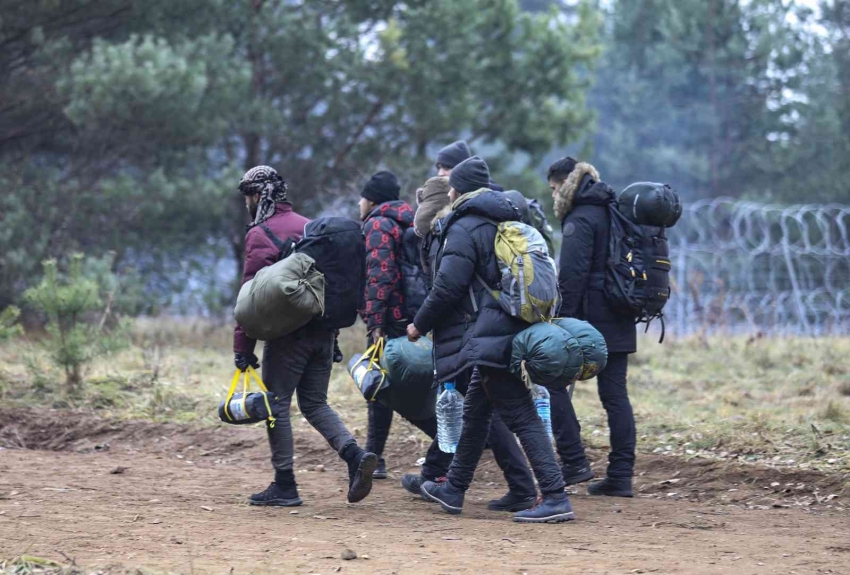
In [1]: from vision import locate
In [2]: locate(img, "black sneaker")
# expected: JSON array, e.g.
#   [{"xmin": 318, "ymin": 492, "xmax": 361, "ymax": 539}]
[
  {"xmin": 562, "ymin": 463, "xmax": 594, "ymax": 486},
  {"xmin": 402, "ymin": 474, "xmax": 445, "ymax": 498},
  {"xmin": 487, "ymin": 491, "xmax": 537, "ymax": 512},
  {"xmin": 347, "ymin": 450, "xmax": 379, "ymax": 503},
  {"xmin": 249, "ymin": 482, "xmax": 302, "ymax": 507},
  {"xmin": 513, "ymin": 492, "xmax": 576, "ymax": 524},
  {"xmin": 587, "ymin": 476, "xmax": 634, "ymax": 498},
  {"xmin": 420, "ymin": 479, "xmax": 464, "ymax": 515},
  {"xmin": 373, "ymin": 458, "xmax": 388, "ymax": 479}
]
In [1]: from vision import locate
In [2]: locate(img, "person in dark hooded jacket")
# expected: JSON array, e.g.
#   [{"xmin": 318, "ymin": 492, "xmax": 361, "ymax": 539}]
[
  {"xmin": 408, "ymin": 157, "xmax": 575, "ymax": 524},
  {"xmin": 358, "ymin": 170, "xmax": 415, "ymax": 479},
  {"xmin": 402, "ymin": 176, "xmax": 537, "ymax": 512},
  {"xmin": 548, "ymin": 157, "xmax": 637, "ymax": 498}
]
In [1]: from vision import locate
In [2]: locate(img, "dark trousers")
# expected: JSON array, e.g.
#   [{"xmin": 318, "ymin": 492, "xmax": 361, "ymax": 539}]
[
  {"xmin": 365, "ymin": 321, "xmax": 408, "ymax": 459},
  {"xmin": 262, "ymin": 328, "xmax": 356, "ymax": 472},
  {"xmin": 447, "ymin": 367, "xmax": 565, "ymax": 496},
  {"xmin": 551, "ymin": 352, "xmax": 635, "ymax": 478}
]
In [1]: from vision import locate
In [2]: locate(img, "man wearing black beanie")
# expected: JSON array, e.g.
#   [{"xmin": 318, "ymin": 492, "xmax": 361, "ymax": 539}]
[
  {"xmin": 409, "ymin": 158, "xmax": 575, "ymax": 524},
  {"xmin": 448, "ymin": 156, "xmax": 492, "ymax": 196},
  {"xmin": 435, "ymin": 140, "xmax": 472, "ymax": 177},
  {"xmin": 358, "ymin": 170, "xmax": 415, "ymax": 480}
]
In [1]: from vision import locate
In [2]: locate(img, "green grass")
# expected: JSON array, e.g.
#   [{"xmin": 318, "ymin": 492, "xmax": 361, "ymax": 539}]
[
  {"xmin": 573, "ymin": 334, "xmax": 850, "ymax": 473},
  {"xmin": 1, "ymin": 318, "xmax": 848, "ymax": 474}
]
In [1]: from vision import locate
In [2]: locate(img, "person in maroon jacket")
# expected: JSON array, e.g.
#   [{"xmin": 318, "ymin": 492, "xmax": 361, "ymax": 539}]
[
  {"xmin": 235, "ymin": 165, "xmax": 377, "ymax": 508},
  {"xmin": 357, "ymin": 170, "xmax": 415, "ymax": 479}
]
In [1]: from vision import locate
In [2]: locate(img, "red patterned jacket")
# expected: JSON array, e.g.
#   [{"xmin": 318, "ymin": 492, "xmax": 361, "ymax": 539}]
[{"xmin": 359, "ymin": 200, "xmax": 415, "ymax": 331}]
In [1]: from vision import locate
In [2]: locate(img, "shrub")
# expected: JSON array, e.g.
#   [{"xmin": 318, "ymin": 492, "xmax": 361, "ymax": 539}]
[
  {"xmin": 23, "ymin": 254, "xmax": 128, "ymax": 396},
  {"xmin": 0, "ymin": 306, "xmax": 22, "ymax": 341}
]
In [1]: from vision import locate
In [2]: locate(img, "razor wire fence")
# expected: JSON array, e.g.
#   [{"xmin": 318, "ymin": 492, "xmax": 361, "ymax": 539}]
[{"xmin": 665, "ymin": 199, "xmax": 850, "ymax": 336}]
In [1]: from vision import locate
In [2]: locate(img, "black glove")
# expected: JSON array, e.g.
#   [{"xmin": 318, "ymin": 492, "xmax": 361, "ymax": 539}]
[
  {"xmin": 333, "ymin": 335, "xmax": 344, "ymax": 364},
  {"xmin": 235, "ymin": 352, "xmax": 260, "ymax": 372}
]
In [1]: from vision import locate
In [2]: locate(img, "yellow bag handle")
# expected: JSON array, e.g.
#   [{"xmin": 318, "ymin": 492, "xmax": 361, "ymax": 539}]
[
  {"xmin": 349, "ymin": 338, "xmax": 386, "ymax": 402},
  {"xmin": 224, "ymin": 367, "xmax": 276, "ymax": 428}
]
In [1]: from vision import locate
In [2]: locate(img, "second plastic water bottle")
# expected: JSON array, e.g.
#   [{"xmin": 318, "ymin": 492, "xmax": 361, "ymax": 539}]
[
  {"xmin": 532, "ymin": 384, "xmax": 553, "ymax": 442},
  {"xmin": 436, "ymin": 382, "xmax": 464, "ymax": 453}
]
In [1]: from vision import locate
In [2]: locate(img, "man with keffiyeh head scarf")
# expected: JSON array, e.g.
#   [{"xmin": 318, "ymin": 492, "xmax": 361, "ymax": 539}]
[{"xmin": 233, "ymin": 165, "xmax": 379, "ymax": 509}]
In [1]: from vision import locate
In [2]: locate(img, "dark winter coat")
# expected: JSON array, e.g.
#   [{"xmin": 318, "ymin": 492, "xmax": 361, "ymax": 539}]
[
  {"xmin": 234, "ymin": 203, "xmax": 311, "ymax": 355},
  {"xmin": 554, "ymin": 163, "xmax": 637, "ymax": 354},
  {"xmin": 413, "ymin": 190, "xmax": 527, "ymax": 382},
  {"xmin": 360, "ymin": 200, "xmax": 415, "ymax": 331}
]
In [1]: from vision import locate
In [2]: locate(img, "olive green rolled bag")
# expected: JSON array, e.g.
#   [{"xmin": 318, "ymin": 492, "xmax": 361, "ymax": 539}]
[{"xmin": 234, "ymin": 252, "xmax": 326, "ymax": 341}]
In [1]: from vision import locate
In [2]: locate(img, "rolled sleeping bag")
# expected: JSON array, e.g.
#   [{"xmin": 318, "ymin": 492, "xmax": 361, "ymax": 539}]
[
  {"xmin": 218, "ymin": 392, "xmax": 277, "ymax": 425},
  {"xmin": 234, "ymin": 252, "xmax": 325, "ymax": 341},
  {"xmin": 552, "ymin": 318, "xmax": 608, "ymax": 381},
  {"xmin": 618, "ymin": 182, "xmax": 682, "ymax": 228},
  {"xmin": 380, "ymin": 336, "xmax": 437, "ymax": 421},
  {"xmin": 511, "ymin": 322, "xmax": 583, "ymax": 389}
]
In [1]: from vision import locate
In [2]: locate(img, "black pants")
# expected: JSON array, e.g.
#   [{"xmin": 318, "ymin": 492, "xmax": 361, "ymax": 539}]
[
  {"xmin": 263, "ymin": 327, "xmax": 356, "ymax": 472},
  {"xmin": 416, "ymin": 377, "xmax": 535, "ymax": 494},
  {"xmin": 551, "ymin": 352, "xmax": 635, "ymax": 478},
  {"xmin": 365, "ymin": 321, "xmax": 408, "ymax": 459},
  {"xmin": 447, "ymin": 367, "xmax": 565, "ymax": 496}
]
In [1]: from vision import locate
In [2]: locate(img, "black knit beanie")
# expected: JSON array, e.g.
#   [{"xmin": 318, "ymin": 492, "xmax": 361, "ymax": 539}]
[
  {"xmin": 436, "ymin": 140, "xmax": 472, "ymax": 170},
  {"xmin": 449, "ymin": 156, "xmax": 490, "ymax": 195},
  {"xmin": 361, "ymin": 171, "xmax": 401, "ymax": 204}
]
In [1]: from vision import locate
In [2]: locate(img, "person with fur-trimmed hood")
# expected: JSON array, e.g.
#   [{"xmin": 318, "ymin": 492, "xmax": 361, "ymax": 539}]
[
  {"xmin": 408, "ymin": 157, "xmax": 575, "ymax": 524},
  {"xmin": 547, "ymin": 157, "xmax": 638, "ymax": 498}
]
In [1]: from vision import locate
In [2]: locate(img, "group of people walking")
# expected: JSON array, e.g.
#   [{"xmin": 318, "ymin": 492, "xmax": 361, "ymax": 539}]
[{"xmin": 233, "ymin": 140, "xmax": 638, "ymax": 523}]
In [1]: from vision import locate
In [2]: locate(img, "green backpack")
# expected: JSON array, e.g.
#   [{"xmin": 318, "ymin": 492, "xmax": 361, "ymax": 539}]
[{"xmin": 473, "ymin": 220, "xmax": 560, "ymax": 324}]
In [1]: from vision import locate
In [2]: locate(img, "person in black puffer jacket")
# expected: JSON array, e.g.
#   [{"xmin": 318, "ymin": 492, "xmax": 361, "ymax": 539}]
[
  {"xmin": 408, "ymin": 157, "xmax": 574, "ymax": 524},
  {"xmin": 403, "ymin": 175, "xmax": 537, "ymax": 513},
  {"xmin": 548, "ymin": 156, "xmax": 638, "ymax": 498}
]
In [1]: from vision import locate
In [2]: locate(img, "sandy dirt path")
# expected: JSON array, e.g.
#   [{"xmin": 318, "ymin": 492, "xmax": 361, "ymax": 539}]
[{"xmin": 1, "ymin": 412, "xmax": 848, "ymax": 574}]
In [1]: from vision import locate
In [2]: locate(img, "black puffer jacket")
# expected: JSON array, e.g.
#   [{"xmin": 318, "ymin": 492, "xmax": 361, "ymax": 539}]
[
  {"xmin": 556, "ymin": 165, "xmax": 637, "ymax": 354},
  {"xmin": 413, "ymin": 191, "xmax": 527, "ymax": 382}
]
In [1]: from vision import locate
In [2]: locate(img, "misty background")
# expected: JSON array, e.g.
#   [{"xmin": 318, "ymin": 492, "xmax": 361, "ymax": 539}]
[{"xmin": 1, "ymin": 0, "xmax": 848, "ymax": 331}]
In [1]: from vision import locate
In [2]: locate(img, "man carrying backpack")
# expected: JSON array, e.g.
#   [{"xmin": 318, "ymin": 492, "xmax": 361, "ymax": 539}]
[
  {"xmin": 547, "ymin": 157, "xmax": 637, "ymax": 498},
  {"xmin": 402, "ymin": 176, "xmax": 538, "ymax": 513},
  {"xmin": 235, "ymin": 166, "xmax": 378, "ymax": 508},
  {"xmin": 359, "ymin": 170, "xmax": 416, "ymax": 479},
  {"xmin": 408, "ymin": 157, "xmax": 575, "ymax": 523}
]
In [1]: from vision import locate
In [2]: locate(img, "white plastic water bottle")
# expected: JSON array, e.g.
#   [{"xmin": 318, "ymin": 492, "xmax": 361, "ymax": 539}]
[
  {"xmin": 532, "ymin": 384, "xmax": 553, "ymax": 442},
  {"xmin": 436, "ymin": 382, "xmax": 464, "ymax": 453}
]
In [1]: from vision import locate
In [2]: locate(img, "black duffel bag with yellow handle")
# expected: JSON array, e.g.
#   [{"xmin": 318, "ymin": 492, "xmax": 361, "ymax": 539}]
[{"xmin": 218, "ymin": 367, "xmax": 278, "ymax": 427}]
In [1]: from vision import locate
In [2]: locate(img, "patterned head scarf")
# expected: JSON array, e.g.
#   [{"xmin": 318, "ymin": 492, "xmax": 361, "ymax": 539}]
[{"xmin": 238, "ymin": 165, "xmax": 289, "ymax": 228}]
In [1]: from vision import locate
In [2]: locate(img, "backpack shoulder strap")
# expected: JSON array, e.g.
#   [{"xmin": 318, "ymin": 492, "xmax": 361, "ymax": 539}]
[{"xmin": 260, "ymin": 224, "xmax": 295, "ymax": 260}]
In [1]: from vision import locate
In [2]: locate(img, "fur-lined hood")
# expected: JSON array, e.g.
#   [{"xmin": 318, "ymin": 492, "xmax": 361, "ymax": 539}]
[
  {"xmin": 431, "ymin": 204, "xmax": 453, "ymax": 233},
  {"xmin": 553, "ymin": 162, "xmax": 601, "ymax": 220}
]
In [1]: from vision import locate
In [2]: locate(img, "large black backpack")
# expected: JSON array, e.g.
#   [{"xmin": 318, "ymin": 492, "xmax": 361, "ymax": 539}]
[
  {"xmin": 604, "ymin": 183, "xmax": 680, "ymax": 341},
  {"xmin": 399, "ymin": 226, "xmax": 428, "ymax": 319},
  {"xmin": 296, "ymin": 217, "xmax": 366, "ymax": 330}
]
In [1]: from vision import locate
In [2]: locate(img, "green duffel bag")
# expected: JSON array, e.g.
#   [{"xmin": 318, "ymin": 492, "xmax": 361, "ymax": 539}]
[
  {"xmin": 379, "ymin": 336, "xmax": 437, "ymax": 421},
  {"xmin": 234, "ymin": 252, "xmax": 325, "ymax": 341},
  {"xmin": 552, "ymin": 318, "xmax": 608, "ymax": 381},
  {"xmin": 511, "ymin": 322, "xmax": 583, "ymax": 389}
]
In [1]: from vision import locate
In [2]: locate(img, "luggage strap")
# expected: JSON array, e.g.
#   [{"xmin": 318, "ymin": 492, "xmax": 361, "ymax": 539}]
[
  {"xmin": 224, "ymin": 367, "xmax": 276, "ymax": 428},
  {"xmin": 260, "ymin": 224, "xmax": 296, "ymax": 260}
]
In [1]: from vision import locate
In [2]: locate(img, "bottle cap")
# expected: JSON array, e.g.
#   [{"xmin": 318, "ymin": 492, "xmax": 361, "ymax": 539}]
[{"xmin": 444, "ymin": 382, "xmax": 455, "ymax": 390}]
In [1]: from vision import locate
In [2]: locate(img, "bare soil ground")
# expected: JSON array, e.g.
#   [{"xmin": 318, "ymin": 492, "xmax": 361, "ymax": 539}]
[{"xmin": 1, "ymin": 409, "xmax": 849, "ymax": 575}]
